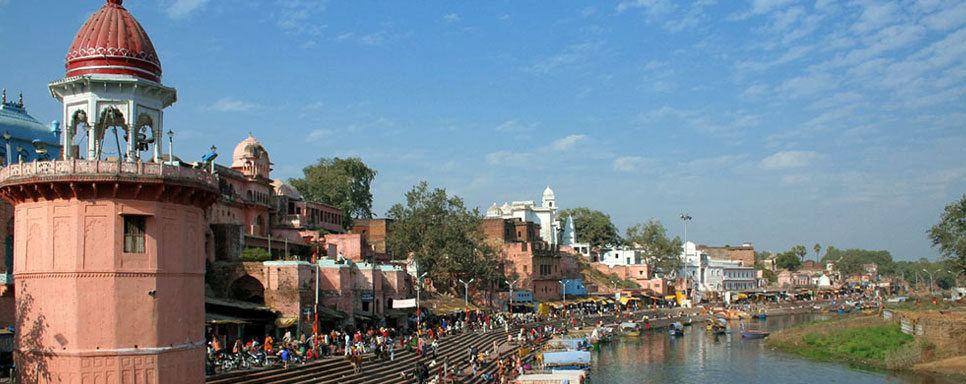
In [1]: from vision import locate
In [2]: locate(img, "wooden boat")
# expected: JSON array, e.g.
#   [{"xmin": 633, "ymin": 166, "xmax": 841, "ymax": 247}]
[
  {"xmin": 619, "ymin": 322, "xmax": 641, "ymax": 337},
  {"xmin": 706, "ymin": 318, "xmax": 727, "ymax": 334},
  {"xmin": 668, "ymin": 322, "xmax": 684, "ymax": 336},
  {"xmin": 740, "ymin": 330, "xmax": 769, "ymax": 339}
]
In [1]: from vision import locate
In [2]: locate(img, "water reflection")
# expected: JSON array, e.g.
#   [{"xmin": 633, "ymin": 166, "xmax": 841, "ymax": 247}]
[{"xmin": 591, "ymin": 314, "xmax": 959, "ymax": 384}]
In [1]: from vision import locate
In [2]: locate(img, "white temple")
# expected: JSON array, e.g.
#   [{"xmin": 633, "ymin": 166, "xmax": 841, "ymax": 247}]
[{"xmin": 486, "ymin": 186, "xmax": 562, "ymax": 245}]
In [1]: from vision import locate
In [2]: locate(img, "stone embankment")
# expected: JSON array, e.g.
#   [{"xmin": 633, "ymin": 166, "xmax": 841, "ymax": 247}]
[{"xmin": 206, "ymin": 303, "xmax": 830, "ymax": 384}]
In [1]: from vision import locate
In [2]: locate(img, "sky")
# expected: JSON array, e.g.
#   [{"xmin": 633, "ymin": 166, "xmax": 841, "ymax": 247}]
[{"xmin": 1, "ymin": 0, "xmax": 964, "ymax": 261}]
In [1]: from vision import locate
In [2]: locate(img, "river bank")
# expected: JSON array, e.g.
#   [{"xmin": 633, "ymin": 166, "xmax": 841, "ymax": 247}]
[{"xmin": 766, "ymin": 313, "xmax": 966, "ymax": 380}]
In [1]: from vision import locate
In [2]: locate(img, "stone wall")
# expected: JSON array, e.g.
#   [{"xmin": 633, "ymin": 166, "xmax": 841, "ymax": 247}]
[{"xmin": 885, "ymin": 309, "xmax": 966, "ymax": 359}]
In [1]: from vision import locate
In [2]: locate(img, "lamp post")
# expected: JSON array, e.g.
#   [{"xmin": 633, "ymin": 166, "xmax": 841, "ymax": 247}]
[
  {"xmin": 415, "ymin": 272, "xmax": 428, "ymax": 336},
  {"xmin": 559, "ymin": 280, "xmax": 566, "ymax": 314},
  {"xmin": 459, "ymin": 278, "xmax": 475, "ymax": 313},
  {"xmin": 505, "ymin": 278, "xmax": 518, "ymax": 313},
  {"xmin": 167, "ymin": 129, "xmax": 174, "ymax": 163},
  {"xmin": 209, "ymin": 145, "xmax": 217, "ymax": 173},
  {"xmin": 680, "ymin": 213, "xmax": 692, "ymax": 246},
  {"xmin": 922, "ymin": 269, "xmax": 936, "ymax": 295},
  {"xmin": 949, "ymin": 270, "xmax": 963, "ymax": 288}
]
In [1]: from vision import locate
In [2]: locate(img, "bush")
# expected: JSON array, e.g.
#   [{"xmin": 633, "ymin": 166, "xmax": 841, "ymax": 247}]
[{"xmin": 239, "ymin": 248, "xmax": 270, "ymax": 262}]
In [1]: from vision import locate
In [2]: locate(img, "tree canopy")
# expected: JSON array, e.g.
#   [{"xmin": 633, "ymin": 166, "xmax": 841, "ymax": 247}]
[
  {"xmin": 821, "ymin": 246, "xmax": 895, "ymax": 276},
  {"xmin": 557, "ymin": 207, "xmax": 620, "ymax": 247},
  {"xmin": 385, "ymin": 182, "xmax": 498, "ymax": 294},
  {"xmin": 624, "ymin": 220, "xmax": 682, "ymax": 276},
  {"xmin": 289, "ymin": 157, "xmax": 376, "ymax": 228},
  {"xmin": 928, "ymin": 193, "xmax": 966, "ymax": 276},
  {"xmin": 775, "ymin": 250, "xmax": 802, "ymax": 271}
]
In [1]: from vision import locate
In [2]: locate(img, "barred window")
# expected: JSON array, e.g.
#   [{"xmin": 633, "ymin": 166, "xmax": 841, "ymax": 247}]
[{"xmin": 123, "ymin": 215, "xmax": 146, "ymax": 253}]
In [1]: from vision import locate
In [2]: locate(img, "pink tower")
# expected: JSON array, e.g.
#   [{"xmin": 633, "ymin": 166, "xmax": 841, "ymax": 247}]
[{"xmin": 0, "ymin": 1, "xmax": 218, "ymax": 382}]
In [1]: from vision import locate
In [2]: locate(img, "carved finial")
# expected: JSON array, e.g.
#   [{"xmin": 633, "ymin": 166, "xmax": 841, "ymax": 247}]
[
  {"xmin": 1, "ymin": 88, "xmax": 5, "ymax": 104},
  {"xmin": 18, "ymin": 91, "xmax": 23, "ymax": 107}
]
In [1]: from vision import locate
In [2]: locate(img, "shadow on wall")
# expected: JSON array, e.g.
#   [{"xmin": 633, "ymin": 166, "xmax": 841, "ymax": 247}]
[{"xmin": 15, "ymin": 285, "xmax": 52, "ymax": 383}]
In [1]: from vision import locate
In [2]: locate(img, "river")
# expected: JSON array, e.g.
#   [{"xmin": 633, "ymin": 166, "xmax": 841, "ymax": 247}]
[{"xmin": 590, "ymin": 313, "xmax": 958, "ymax": 383}]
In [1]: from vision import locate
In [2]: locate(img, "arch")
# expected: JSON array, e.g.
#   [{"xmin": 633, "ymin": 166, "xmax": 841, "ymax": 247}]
[
  {"xmin": 229, "ymin": 275, "xmax": 265, "ymax": 304},
  {"xmin": 133, "ymin": 113, "xmax": 157, "ymax": 159},
  {"xmin": 93, "ymin": 107, "xmax": 126, "ymax": 160}
]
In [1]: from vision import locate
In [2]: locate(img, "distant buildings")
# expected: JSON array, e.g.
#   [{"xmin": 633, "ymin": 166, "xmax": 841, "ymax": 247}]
[
  {"xmin": 680, "ymin": 241, "xmax": 758, "ymax": 294},
  {"xmin": 486, "ymin": 186, "xmax": 561, "ymax": 245}
]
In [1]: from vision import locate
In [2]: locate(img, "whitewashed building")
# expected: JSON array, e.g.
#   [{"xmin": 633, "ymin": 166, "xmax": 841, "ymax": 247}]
[
  {"xmin": 486, "ymin": 186, "xmax": 562, "ymax": 245},
  {"xmin": 679, "ymin": 241, "xmax": 758, "ymax": 293}
]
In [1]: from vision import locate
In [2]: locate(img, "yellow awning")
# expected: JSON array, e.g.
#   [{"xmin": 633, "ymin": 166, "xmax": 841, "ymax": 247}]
[
  {"xmin": 664, "ymin": 295, "xmax": 676, "ymax": 300},
  {"xmin": 735, "ymin": 293, "xmax": 749, "ymax": 299},
  {"xmin": 619, "ymin": 297, "xmax": 639, "ymax": 305}
]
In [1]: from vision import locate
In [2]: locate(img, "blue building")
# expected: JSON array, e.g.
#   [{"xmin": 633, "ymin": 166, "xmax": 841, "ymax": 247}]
[
  {"xmin": 0, "ymin": 89, "xmax": 62, "ymax": 286},
  {"xmin": 0, "ymin": 89, "xmax": 62, "ymax": 164},
  {"xmin": 562, "ymin": 278, "xmax": 588, "ymax": 296}
]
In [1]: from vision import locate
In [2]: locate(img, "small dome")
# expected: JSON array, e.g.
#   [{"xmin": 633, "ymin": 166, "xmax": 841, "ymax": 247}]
[
  {"xmin": 65, "ymin": 0, "xmax": 162, "ymax": 82},
  {"xmin": 486, "ymin": 203, "xmax": 502, "ymax": 216},
  {"xmin": 543, "ymin": 186, "xmax": 555, "ymax": 199},
  {"xmin": 231, "ymin": 134, "xmax": 270, "ymax": 167},
  {"xmin": 272, "ymin": 179, "xmax": 303, "ymax": 200}
]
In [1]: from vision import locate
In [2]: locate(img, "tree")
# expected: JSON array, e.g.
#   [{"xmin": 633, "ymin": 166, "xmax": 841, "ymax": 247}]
[
  {"xmin": 557, "ymin": 207, "xmax": 620, "ymax": 247},
  {"xmin": 754, "ymin": 263, "xmax": 777, "ymax": 283},
  {"xmin": 821, "ymin": 246, "xmax": 895, "ymax": 277},
  {"xmin": 385, "ymin": 182, "xmax": 498, "ymax": 294},
  {"xmin": 776, "ymin": 250, "xmax": 802, "ymax": 271},
  {"xmin": 791, "ymin": 245, "xmax": 807, "ymax": 263},
  {"xmin": 289, "ymin": 157, "xmax": 376, "ymax": 228},
  {"xmin": 814, "ymin": 243, "xmax": 822, "ymax": 263},
  {"xmin": 928, "ymin": 194, "xmax": 966, "ymax": 276},
  {"xmin": 624, "ymin": 220, "xmax": 683, "ymax": 276}
]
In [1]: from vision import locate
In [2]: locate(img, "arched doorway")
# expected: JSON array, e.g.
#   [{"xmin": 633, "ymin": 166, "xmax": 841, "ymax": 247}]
[{"xmin": 229, "ymin": 275, "xmax": 265, "ymax": 304}]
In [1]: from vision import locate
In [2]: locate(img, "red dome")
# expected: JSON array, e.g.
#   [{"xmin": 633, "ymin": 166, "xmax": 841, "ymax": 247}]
[{"xmin": 65, "ymin": 0, "xmax": 162, "ymax": 82}]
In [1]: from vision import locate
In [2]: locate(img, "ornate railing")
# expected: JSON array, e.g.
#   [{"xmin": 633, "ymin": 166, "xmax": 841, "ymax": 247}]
[{"xmin": 0, "ymin": 159, "xmax": 218, "ymax": 187}]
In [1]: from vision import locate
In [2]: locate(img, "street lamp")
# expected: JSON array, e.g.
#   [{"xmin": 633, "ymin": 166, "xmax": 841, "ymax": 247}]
[
  {"xmin": 922, "ymin": 269, "xmax": 935, "ymax": 295},
  {"xmin": 680, "ymin": 213, "xmax": 692, "ymax": 247},
  {"xmin": 458, "ymin": 278, "xmax": 475, "ymax": 312},
  {"xmin": 505, "ymin": 278, "xmax": 518, "ymax": 313},
  {"xmin": 559, "ymin": 280, "xmax": 567, "ymax": 314},
  {"xmin": 167, "ymin": 129, "xmax": 174, "ymax": 163},
  {"xmin": 415, "ymin": 272, "xmax": 428, "ymax": 336}
]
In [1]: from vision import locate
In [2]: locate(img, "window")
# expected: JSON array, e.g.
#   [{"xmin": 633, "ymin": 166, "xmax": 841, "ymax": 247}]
[{"xmin": 123, "ymin": 215, "xmax": 146, "ymax": 253}]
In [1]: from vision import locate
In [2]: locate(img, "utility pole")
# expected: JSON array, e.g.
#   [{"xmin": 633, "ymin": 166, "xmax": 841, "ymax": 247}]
[
  {"xmin": 459, "ymin": 278, "xmax": 475, "ymax": 312},
  {"xmin": 559, "ymin": 280, "xmax": 567, "ymax": 314},
  {"xmin": 505, "ymin": 279, "xmax": 518, "ymax": 313},
  {"xmin": 416, "ymin": 272, "xmax": 428, "ymax": 336}
]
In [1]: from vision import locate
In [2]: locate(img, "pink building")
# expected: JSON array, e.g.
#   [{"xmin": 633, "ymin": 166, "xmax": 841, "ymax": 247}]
[{"xmin": 777, "ymin": 270, "xmax": 811, "ymax": 288}]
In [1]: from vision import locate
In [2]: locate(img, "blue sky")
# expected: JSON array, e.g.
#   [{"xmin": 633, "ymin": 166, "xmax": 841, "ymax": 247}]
[{"xmin": 1, "ymin": 0, "xmax": 965, "ymax": 261}]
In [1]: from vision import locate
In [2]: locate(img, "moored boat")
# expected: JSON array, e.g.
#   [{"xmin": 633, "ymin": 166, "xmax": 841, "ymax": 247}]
[
  {"xmin": 619, "ymin": 322, "xmax": 641, "ymax": 337},
  {"xmin": 740, "ymin": 330, "xmax": 769, "ymax": 339},
  {"xmin": 669, "ymin": 322, "xmax": 684, "ymax": 336}
]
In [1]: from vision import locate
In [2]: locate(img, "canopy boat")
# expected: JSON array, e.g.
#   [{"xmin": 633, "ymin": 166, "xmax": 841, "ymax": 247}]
[
  {"xmin": 619, "ymin": 322, "xmax": 641, "ymax": 337},
  {"xmin": 706, "ymin": 318, "xmax": 727, "ymax": 334},
  {"xmin": 541, "ymin": 350, "xmax": 592, "ymax": 371},
  {"xmin": 740, "ymin": 330, "xmax": 769, "ymax": 339},
  {"xmin": 669, "ymin": 322, "xmax": 684, "ymax": 337},
  {"xmin": 546, "ymin": 338, "xmax": 592, "ymax": 351}
]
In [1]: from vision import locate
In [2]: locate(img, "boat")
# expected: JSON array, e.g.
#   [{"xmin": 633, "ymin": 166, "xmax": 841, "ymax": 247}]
[
  {"xmin": 619, "ymin": 322, "xmax": 641, "ymax": 337},
  {"xmin": 740, "ymin": 330, "xmax": 769, "ymax": 339},
  {"xmin": 541, "ymin": 350, "xmax": 592, "ymax": 370},
  {"xmin": 512, "ymin": 370, "xmax": 589, "ymax": 384},
  {"xmin": 546, "ymin": 338, "xmax": 592, "ymax": 352},
  {"xmin": 706, "ymin": 318, "xmax": 727, "ymax": 334},
  {"xmin": 668, "ymin": 322, "xmax": 684, "ymax": 336}
]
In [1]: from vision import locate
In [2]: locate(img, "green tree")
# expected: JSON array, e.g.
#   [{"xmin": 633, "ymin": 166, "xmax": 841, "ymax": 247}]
[
  {"xmin": 791, "ymin": 245, "xmax": 808, "ymax": 262},
  {"xmin": 754, "ymin": 263, "xmax": 777, "ymax": 283},
  {"xmin": 928, "ymin": 194, "xmax": 966, "ymax": 276},
  {"xmin": 776, "ymin": 250, "xmax": 802, "ymax": 271},
  {"xmin": 624, "ymin": 220, "xmax": 683, "ymax": 276},
  {"xmin": 385, "ymin": 182, "xmax": 498, "ymax": 294},
  {"xmin": 814, "ymin": 243, "xmax": 822, "ymax": 263},
  {"xmin": 822, "ymin": 247, "xmax": 895, "ymax": 276},
  {"xmin": 289, "ymin": 157, "xmax": 376, "ymax": 228},
  {"xmin": 558, "ymin": 207, "xmax": 620, "ymax": 247}
]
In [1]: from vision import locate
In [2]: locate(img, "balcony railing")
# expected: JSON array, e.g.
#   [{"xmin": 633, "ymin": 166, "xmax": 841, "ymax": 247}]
[{"xmin": 0, "ymin": 159, "xmax": 218, "ymax": 187}]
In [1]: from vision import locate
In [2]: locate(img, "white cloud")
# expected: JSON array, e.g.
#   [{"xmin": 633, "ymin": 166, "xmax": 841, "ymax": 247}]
[
  {"xmin": 443, "ymin": 13, "xmax": 460, "ymax": 23},
  {"xmin": 306, "ymin": 129, "xmax": 331, "ymax": 142},
  {"xmin": 728, "ymin": 0, "xmax": 798, "ymax": 20},
  {"xmin": 485, "ymin": 151, "xmax": 532, "ymax": 166},
  {"xmin": 167, "ymin": 0, "xmax": 210, "ymax": 19},
  {"xmin": 921, "ymin": 2, "xmax": 966, "ymax": 31},
  {"xmin": 206, "ymin": 98, "xmax": 260, "ymax": 112},
  {"xmin": 760, "ymin": 151, "xmax": 822, "ymax": 170},
  {"xmin": 276, "ymin": 0, "xmax": 327, "ymax": 36},
  {"xmin": 549, "ymin": 134, "xmax": 588, "ymax": 151},
  {"xmin": 495, "ymin": 119, "xmax": 538, "ymax": 133},
  {"xmin": 613, "ymin": 156, "xmax": 650, "ymax": 172},
  {"xmin": 616, "ymin": 0, "xmax": 675, "ymax": 16},
  {"xmin": 523, "ymin": 41, "xmax": 603, "ymax": 74}
]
